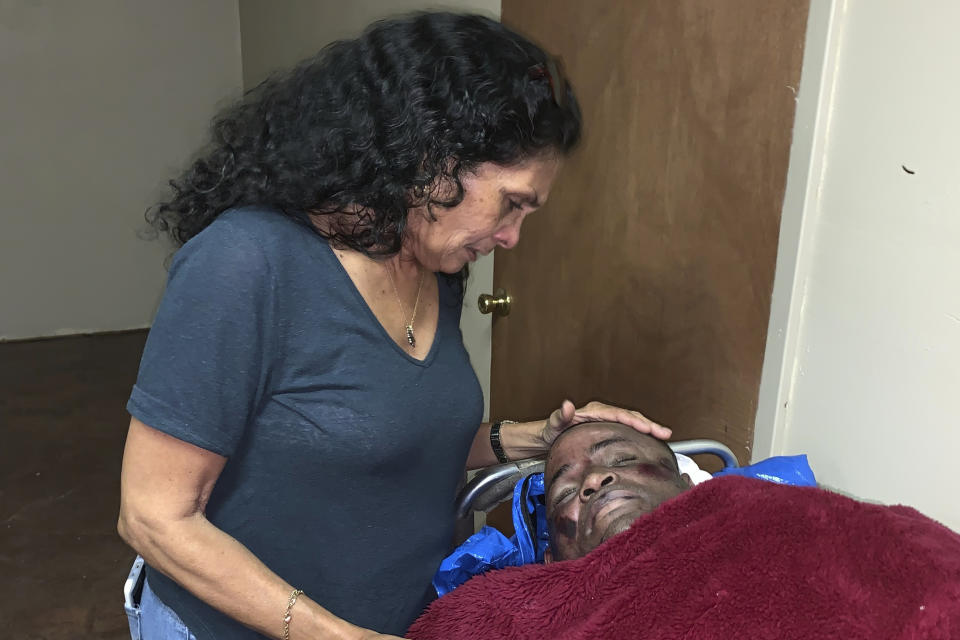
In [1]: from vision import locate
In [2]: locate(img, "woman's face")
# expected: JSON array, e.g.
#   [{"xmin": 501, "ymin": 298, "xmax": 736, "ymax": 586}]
[{"xmin": 405, "ymin": 155, "xmax": 562, "ymax": 273}]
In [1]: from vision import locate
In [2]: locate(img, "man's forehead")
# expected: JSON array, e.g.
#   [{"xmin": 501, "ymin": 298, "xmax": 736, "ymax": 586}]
[
  {"xmin": 550, "ymin": 422, "xmax": 640, "ymax": 454},
  {"xmin": 546, "ymin": 423, "xmax": 651, "ymax": 477}
]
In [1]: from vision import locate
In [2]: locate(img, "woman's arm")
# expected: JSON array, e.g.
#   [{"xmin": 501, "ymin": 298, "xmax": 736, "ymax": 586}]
[
  {"xmin": 465, "ymin": 400, "xmax": 672, "ymax": 470},
  {"xmin": 465, "ymin": 419, "xmax": 544, "ymax": 469},
  {"xmin": 118, "ymin": 418, "xmax": 401, "ymax": 640}
]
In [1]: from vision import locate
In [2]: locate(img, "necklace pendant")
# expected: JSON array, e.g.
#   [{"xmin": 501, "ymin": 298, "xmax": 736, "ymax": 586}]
[{"xmin": 405, "ymin": 325, "xmax": 416, "ymax": 348}]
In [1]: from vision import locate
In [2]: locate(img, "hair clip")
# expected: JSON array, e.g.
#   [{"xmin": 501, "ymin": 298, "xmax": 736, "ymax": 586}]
[{"xmin": 528, "ymin": 58, "xmax": 567, "ymax": 107}]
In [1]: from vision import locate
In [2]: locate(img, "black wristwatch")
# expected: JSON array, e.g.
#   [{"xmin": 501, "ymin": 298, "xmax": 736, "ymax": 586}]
[{"xmin": 489, "ymin": 420, "xmax": 515, "ymax": 464}]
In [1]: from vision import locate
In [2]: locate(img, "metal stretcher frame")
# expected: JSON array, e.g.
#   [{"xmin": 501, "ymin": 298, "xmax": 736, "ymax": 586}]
[{"xmin": 455, "ymin": 438, "xmax": 739, "ymax": 519}]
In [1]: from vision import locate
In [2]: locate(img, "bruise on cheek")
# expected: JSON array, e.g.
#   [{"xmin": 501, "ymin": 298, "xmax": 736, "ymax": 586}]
[{"xmin": 635, "ymin": 462, "xmax": 675, "ymax": 480}]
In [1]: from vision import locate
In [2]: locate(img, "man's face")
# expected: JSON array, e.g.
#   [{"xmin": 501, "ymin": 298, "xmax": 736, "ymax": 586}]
[{"xmin": 544, "ymin": 422, "xmax": 691, "ymax": 561}]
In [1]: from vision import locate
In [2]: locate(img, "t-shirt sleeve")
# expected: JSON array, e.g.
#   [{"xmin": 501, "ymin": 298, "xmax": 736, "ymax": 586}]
[{"xmin": 127, "ymin": 221, "xmax": 275, "ymax": 456}]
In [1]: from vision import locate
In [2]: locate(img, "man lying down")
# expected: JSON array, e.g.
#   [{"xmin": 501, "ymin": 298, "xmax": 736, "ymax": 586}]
[{"xmin": 407, "ymin": 422, "xmax": 960, "ymax": 639}]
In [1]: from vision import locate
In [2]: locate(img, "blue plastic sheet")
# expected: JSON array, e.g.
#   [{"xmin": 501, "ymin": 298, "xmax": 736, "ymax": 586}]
[
  {"xmin": 712, "ymin": 454, "xmax": 816, "ymax": 487},
  {"xmin": 433, "ymin": 473, "xmax": 548, "ymax": 597},
  {"xmin": 432, "ymin": 526, "xmax": 519, "ymax": 597},
  {"xmin": 433, "ymin": 454, "xmax": 817, "ymax": 595},
  {"xmin": 511, "ymin": 472, "xmax": 549, "ymax": 565}
]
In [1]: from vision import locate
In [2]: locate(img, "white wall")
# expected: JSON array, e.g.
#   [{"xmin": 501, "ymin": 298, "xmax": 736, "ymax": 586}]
[
  {"xmin": 757, "ymin": 0, "xmax": 960, "ymax": 531},
  {"xmin": 0, "ymin": 1, "xmax": 243, "ymax": 340},
  {"xmin": 238, "ymin": 0, "xmax": 499, "ymax": 420}
]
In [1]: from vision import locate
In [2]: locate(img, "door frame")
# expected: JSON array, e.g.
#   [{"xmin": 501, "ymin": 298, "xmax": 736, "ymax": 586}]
[
  {"xmin": 459, "ymin": 253, "xmax": 495, "ymax": 422},
  {"xmin": 752, "ymin": 0, "xmax": 843, "ymax": 461}
]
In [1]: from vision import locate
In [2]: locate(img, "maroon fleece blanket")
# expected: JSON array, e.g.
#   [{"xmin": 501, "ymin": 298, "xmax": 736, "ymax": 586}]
[{"xmin": 408, "ymin": 476, "xmax": 960, "ymax": 640}]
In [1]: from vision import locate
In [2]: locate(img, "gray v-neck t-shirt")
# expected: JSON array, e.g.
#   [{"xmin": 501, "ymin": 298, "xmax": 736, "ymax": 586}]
[{"xmin": 128, "ymin": 207, "xmax": 484, "ymax": 638}]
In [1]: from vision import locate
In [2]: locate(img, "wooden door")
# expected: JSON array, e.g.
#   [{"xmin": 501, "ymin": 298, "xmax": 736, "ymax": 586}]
[{"xmin": 487, "ymin": 0, "xmax": 809, "ymax": 532}]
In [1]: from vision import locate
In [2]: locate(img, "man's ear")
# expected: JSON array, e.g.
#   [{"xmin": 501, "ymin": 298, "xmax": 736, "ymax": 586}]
[
  {"xmin": 543, "ymin": 548, "xmax": 554, "ymax": 565},
  {"xmin": 680, "ymin": 472, "xmax": 693, "ymax": 488}
]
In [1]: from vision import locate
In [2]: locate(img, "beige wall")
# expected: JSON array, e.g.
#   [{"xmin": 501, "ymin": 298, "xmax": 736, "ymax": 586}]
[
  {"xmin": 757, "ymin": 0, "xmax": 960, "ymax": 531},
  {"xmin": 238, "ymin": 0, "xmax": 500, "ymax": 420},
  {"xmin": 0, "ymin": 0, "xmax": 243, "ymax": 340},
  {"xmin": 239, "ymin": 0, "xmax": 499, "ymax": 88}
]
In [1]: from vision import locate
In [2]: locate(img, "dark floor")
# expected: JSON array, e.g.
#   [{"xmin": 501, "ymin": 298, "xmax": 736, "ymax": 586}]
[{"xmin": 1, "ymin": 331, "xmax": 147, "ymax": 639}]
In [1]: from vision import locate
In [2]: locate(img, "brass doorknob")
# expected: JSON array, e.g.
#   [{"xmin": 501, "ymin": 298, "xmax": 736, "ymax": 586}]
[{"xmin": 478, "ymin": 288, "xmax": 511, "ymax": 316}]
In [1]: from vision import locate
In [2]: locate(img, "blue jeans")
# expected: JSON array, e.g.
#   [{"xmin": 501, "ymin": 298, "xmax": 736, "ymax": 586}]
[{"xmin": 126, "ymin": 577, "xmax": 197, "ymax": 640}]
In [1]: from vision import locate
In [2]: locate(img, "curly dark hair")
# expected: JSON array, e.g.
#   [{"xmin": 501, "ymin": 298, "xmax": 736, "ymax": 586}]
[{"xmin": 147, "ymin": 11, "xmax": 581, "ymax": 271}]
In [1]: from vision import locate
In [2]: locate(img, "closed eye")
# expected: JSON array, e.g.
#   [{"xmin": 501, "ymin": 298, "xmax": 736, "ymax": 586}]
[
  {"xmin": 552, "ymin": 487, "xmax": 575, "ymax": 508},
  {"xmin": 506, "ymin": 199, "xmax": 523, "ymax": 214},
  {"xmin": 498, "ymin": 199, "xmax": 524, "ymax": 221},
  {"xmin": 613, "ymin": 456, "xmax": 637, "ymax": 466}
]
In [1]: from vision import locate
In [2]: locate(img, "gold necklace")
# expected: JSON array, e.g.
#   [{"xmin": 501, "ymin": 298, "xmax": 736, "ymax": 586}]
[{"xmin": 384, "ymin": 263, "xmax": 426, "ymax": 348}]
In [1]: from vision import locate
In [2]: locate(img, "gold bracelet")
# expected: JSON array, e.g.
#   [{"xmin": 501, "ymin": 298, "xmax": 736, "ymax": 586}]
[{"xmin": 283, "ymin": 588, "xmax": 304, "ymax": 640}]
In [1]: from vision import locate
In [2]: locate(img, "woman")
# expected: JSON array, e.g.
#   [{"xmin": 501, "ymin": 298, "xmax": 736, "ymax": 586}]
[{"xmin": 118, "ymin": 12, "xmax": 670, "ymax": 640}]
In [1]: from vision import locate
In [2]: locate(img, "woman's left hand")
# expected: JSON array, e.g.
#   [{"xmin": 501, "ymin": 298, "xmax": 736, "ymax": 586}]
[{"xmin": 539, "ymin": 399, "xmax": 672, "ymax": 447}]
